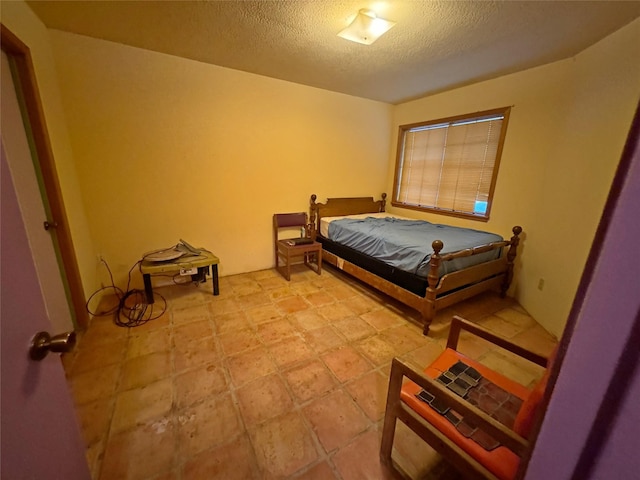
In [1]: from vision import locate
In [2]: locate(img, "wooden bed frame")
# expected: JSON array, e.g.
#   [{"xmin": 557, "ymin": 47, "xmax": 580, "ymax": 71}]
[{"xmin": 309, "ymin": 194, "xmax": 522, "ymax": 335}]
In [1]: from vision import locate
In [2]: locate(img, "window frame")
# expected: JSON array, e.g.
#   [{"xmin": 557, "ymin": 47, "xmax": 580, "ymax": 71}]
[{"xmin": 391, "ymin": 106, "xmax": 511, "ymax": 222}]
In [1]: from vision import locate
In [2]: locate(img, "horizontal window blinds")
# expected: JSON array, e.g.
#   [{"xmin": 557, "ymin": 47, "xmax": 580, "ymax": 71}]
[{"xmin": 396, "ymin": 114, "xmax": 504, "ymax": 216}]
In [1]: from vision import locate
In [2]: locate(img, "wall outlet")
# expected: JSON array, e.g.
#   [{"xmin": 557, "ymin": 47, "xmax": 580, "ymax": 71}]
[
  {"xmin": 180, "ymin": 267, "xmax": 198, "ymax": 276},
  {"xmin": 537, "ymin": 278, "xmax": 545, "ymax": 291}
]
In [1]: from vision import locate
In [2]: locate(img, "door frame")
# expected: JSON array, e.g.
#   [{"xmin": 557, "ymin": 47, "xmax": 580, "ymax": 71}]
[{"xmin": 1, "ymin": 24, "xmax": 88, "ymax": 329}]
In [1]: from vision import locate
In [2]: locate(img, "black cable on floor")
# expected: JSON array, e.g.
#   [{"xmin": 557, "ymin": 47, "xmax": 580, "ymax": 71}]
[
  {"xmin": 85, "ymin": 257, "xmax": 167, "ymax": 327},
  {"xmin": 114, "ymin": 288, "xmax": 166, "ymax": 328}
]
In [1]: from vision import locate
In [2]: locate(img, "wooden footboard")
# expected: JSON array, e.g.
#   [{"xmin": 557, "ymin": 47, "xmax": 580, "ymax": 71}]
[
  {"xmin": 310, "ymin": 194, "xmax": 522, "ymax": 335},
  {"xmin": 425, "ymin": 226, "xmax": 522, "ymax": 331}
]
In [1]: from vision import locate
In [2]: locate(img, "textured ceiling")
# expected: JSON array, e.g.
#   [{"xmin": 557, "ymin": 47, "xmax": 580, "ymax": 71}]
[{"xmin": 26, "ymin": 0, "xmax": 640, "ymax": 104}]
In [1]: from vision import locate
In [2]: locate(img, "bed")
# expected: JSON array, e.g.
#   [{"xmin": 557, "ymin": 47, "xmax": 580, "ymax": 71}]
[{"xmin": 309, "ymin": 193, "xmax": 522, "ymax": 335}]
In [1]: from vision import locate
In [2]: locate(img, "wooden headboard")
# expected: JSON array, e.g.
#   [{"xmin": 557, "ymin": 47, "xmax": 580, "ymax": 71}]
[{"xmin": 309, "ymin": 193, "xmax": 387, "ymax": 234}]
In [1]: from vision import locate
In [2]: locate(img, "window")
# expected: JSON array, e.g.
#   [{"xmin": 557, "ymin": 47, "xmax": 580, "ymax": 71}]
[{"xmin": 392, "ymin": 107, "xmax": 511, "ymax": 221}]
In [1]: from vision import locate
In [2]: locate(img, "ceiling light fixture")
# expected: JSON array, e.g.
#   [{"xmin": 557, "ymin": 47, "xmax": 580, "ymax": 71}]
[{"xmin": 337, "ymin": 9, "xmax": 396, "ymax": 45}]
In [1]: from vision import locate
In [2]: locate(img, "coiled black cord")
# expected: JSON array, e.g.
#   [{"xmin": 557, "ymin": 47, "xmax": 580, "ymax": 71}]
[{"xmin": 85, "ymin": 258, "xmax": 167, "ymax": 327}]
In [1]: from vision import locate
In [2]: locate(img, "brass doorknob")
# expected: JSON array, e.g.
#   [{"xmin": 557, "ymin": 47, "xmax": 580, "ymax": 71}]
[{"xmin": 29, "ymin": 331, "xmax": 76, "ymax": 361}]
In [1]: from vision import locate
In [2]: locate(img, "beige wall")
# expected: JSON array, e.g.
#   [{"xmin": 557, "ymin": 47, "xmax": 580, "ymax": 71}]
[
  {"xmin": 1, "ymin": 1, "xmax": 97, "ymax": 307},
  {"xmin": 49, "ymin": 31, "xmax": 392, "ymax": 288},
  {"xmin": 5, "ymin": 0, "xmax": 637, "ymax": 337},
  {"xmin": 389, "ymin": 19, "xmax": 640, "ymax": 337}
]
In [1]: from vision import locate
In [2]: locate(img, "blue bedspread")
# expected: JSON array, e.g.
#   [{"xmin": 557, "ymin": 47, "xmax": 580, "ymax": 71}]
[{"xmin": 327, "ymin": 217, "xmax": 503, "ymax": 278}]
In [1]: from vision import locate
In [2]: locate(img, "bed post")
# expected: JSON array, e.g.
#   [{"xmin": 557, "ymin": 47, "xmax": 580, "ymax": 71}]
[
  {"xmin": 423, "ymin": 240, "xmax": 443, "ymax": 335},
  {"xmin": 380, "ymin": 193, "xmax": 387, "ymax": 212},
  {"xmin": 501, "ymin": 226, "xmax": 523, "ymax": 297},
  {"xmin": 309, "ymin": 194, "xmax": 318, "ymax": 237}
]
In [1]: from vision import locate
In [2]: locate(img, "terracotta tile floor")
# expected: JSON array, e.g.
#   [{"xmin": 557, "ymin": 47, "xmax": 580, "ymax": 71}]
[{"xmin": 62, "ymin": 265, "xmax": 558, "ymax": 479}]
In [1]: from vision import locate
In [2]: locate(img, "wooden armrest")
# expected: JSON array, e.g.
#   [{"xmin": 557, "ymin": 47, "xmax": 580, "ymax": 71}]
[
  {"xmin": 447, "ymin": 315, "xmax": 548, "ymax": 367},
  {"xmin": 390, "ymin": 357, "xmax": 530, "ymax": 456}
]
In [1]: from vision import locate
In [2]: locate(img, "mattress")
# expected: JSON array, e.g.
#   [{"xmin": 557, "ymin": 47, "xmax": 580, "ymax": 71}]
[
  {"xmin": 322, "ymin": 215, "xmax": 503, "ymax": 278},
  {"xmin": 318, "ymin": 236, "xmax": 429, "ymax": 296}
]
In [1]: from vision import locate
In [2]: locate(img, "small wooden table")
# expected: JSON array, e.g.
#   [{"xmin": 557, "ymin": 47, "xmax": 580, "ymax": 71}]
[{"xmin": 140, "ymin": 250, "xmax": 220, "ymax": 304}]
